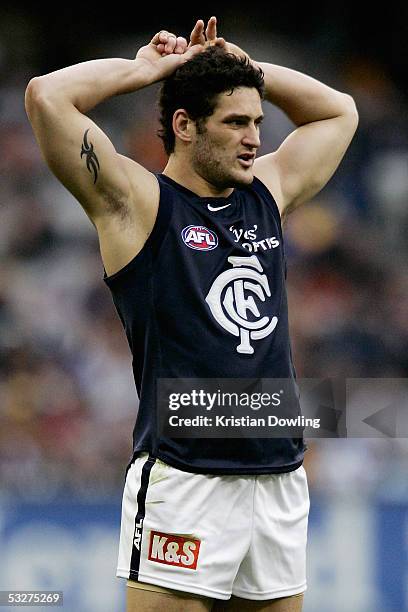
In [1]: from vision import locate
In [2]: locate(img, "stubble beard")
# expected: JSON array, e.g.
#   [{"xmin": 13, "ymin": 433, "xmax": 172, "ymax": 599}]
[{"xmin": 191, "ymin": 130, "xmax": 252, "ymax": 189}]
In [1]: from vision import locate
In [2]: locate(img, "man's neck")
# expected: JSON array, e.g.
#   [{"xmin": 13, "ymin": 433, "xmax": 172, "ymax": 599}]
[{"xmin": 162, "ymin": 156, "xmax": 234, "ymax": 198}]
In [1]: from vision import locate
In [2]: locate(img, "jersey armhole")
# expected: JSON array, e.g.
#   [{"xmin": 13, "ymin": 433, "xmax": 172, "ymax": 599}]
[
  {"xmin": 251, "ymin": 176, "xmax": 283, "ymax": 229},
  {"xmin": 251, "ymin": 175, "xmax": 287, "ymax": 268},
  {"xmin": 103, "ymin": 174, "xmax": 173, "ymax": 285}
]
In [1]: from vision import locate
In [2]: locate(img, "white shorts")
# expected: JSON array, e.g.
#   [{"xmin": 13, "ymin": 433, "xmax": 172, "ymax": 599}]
[{"xmin": 117, "ymin": 453, "xmax": 309, "ymax": 601}]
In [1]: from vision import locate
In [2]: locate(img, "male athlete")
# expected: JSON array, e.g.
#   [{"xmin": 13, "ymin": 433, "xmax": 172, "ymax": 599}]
[{"xmin": 25, "ymin": 16, "xmax": 358, "ymax": 612}]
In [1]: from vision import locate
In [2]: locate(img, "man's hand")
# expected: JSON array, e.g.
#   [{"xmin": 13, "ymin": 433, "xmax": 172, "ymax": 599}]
[
  {"xmin": 154, "ymin": 18, "xmax": 225, "ymax": 55},
  {"xmin": 134, "ymin": 17, "xmax": 249, "ymax": 86},
  {"xmin": 154, "ymin": 17, "xmax": 227, "ymax": 55},
  {"xmin": 135, "ymin": 29, "xmax": 202, "ymax": 83}
]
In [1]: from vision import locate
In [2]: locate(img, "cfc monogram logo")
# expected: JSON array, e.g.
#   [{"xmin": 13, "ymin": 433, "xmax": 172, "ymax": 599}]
[{"xmin": 205, "ymin": 255, "xmax": 278, "ymax": 354}]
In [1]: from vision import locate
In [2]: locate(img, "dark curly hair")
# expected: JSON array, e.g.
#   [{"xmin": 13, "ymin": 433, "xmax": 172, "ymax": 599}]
[{"xmin": 158, "ymin": 46, "xmax": 265, "ymax": 155}]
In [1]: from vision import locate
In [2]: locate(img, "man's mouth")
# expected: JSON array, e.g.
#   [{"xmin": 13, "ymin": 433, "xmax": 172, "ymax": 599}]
[{"xmin": 237, "ymin": 152, "xmax": 255, "ymax": 168}]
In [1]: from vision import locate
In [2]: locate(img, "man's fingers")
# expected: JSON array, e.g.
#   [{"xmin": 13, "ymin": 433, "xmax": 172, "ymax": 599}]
[
  {"xmin": 151, "ymin": 30, "xmax": 177, "ymax": 52},
  {"xmin": 165, "ymin": 38, "xmax": 177, "ymax": 53},
  {"xmin": 205, "ymin": 15, "xmax": 217, "ymax": 41},
  {"xmin": 174, "ymin": 36, "xmax": 188, "ymax": 54},
  {"xmin": 189, "ymin": 19, "xmax": 205, "ymax": 46},
  {"xmin": 162, "ymin": 33, "xmax": 177, "ymax": 54},
  {"xmin": 151, "ymin": 23, "xmax": 207, "ymax": 60},
  {"xmin": 154, "ymin": 34, "xmax": 189, "ymax": 57},
  {"xmin": 158, "ymin": 36, "xmax": 186, "ymax": 55},
  {"xmin": 151, "ymin": 30, "xmax": 169, "ymax": 45},
  {"xmin": 214, "ymin": 37, "xmax": 226, "ymax": 48}
]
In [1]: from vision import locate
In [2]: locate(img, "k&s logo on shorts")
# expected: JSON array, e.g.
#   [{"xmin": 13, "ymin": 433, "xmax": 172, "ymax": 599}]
[
  {"xmin": 181, "ymin": 225, "xmax": 218, "ymax": 251},
  {"xmin": 148, "ymin": 530, "xmax": 201, "ymax": 570}
]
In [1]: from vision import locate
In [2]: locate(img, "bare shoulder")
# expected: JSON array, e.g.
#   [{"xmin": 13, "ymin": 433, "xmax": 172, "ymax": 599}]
[
  {"xmin": 118, "ymin": 154, "xmax": 160, "ymax": 219},
  {"xmin": 95, "ymin": 155, "xmax": 161, "ymax": 277}
]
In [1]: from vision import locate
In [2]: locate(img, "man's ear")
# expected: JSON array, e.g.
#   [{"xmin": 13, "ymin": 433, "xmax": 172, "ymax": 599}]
[{"xmin": 172, "ymin": 109, "xmax": 194, "ymax": 145}]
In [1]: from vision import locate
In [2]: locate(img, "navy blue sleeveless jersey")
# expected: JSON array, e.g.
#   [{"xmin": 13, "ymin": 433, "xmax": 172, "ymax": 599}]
[{"xmin": 103, "ymin": 173, "xmax": 306, "ymax": 474}]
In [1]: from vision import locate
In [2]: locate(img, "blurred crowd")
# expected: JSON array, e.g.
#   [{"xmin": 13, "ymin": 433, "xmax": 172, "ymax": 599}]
[{"xmin": 1, "ymin": 25, "xmax": 408, "ymax": 502}]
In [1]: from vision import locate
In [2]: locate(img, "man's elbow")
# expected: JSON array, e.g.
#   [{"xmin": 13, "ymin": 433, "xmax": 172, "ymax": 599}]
[
  {"xmin": 340, "ymin": 93, "xmax": 359, "ymax": 126},
  {"xmin": 25, "ymin": 76, "xmax": 53, "ymax": 118}
]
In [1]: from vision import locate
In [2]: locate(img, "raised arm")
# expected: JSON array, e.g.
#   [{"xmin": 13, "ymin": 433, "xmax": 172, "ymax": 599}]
[
  {"xmin": 24, "ymin": 29, "xmax": 202, "ymax": 273},
  {"xmin": 203, "ymin": 21, "xmax": 359, "ymax": 223},
  {"xmin": 253, "ymin": 62, "xmax": 359, "ymax": 222}
]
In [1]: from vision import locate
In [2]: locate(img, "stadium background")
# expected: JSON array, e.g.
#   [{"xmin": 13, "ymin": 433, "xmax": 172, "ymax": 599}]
[{"xmin": 1, "ymin": 3, "xmax": 407, "ymax": 611}]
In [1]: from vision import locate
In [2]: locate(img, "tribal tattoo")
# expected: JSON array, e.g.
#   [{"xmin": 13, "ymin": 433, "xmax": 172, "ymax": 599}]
[{"xmin": 80, "ymin": 128, "xmax": 100, "ymax": 184}]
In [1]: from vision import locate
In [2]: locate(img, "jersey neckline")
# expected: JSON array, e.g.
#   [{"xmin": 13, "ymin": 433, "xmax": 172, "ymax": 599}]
[{"xmin": 158, "ymin": 173, "xmax": 236, "ymax": 204}]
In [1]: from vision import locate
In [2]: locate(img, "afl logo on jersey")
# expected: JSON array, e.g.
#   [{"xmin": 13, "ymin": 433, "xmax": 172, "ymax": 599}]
[{"xmin": 181, "ymin": 225, "xmax": 218, "ymax": 251}]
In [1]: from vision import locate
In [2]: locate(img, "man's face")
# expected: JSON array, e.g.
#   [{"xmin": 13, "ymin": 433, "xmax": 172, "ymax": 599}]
[{"xmin": 190, "ymin": 87, "xmax": 263, "ymax": 188}]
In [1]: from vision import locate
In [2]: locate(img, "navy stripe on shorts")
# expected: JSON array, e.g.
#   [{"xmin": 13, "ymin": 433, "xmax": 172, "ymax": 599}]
[{"xmin": 129, "ymin": 455, "xmax": 156, "ymax": 580}]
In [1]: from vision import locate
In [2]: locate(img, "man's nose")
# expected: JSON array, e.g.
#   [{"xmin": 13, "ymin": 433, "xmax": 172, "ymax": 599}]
[{"xmin": 242, "ymin": 124, "xmax": 260, "ymax": 148}]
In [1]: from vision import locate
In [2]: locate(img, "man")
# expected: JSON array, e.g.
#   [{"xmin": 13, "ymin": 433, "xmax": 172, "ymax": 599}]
[{"xmin": 25, "ymin": 16, "xmax": 358, "ymax": 612}]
